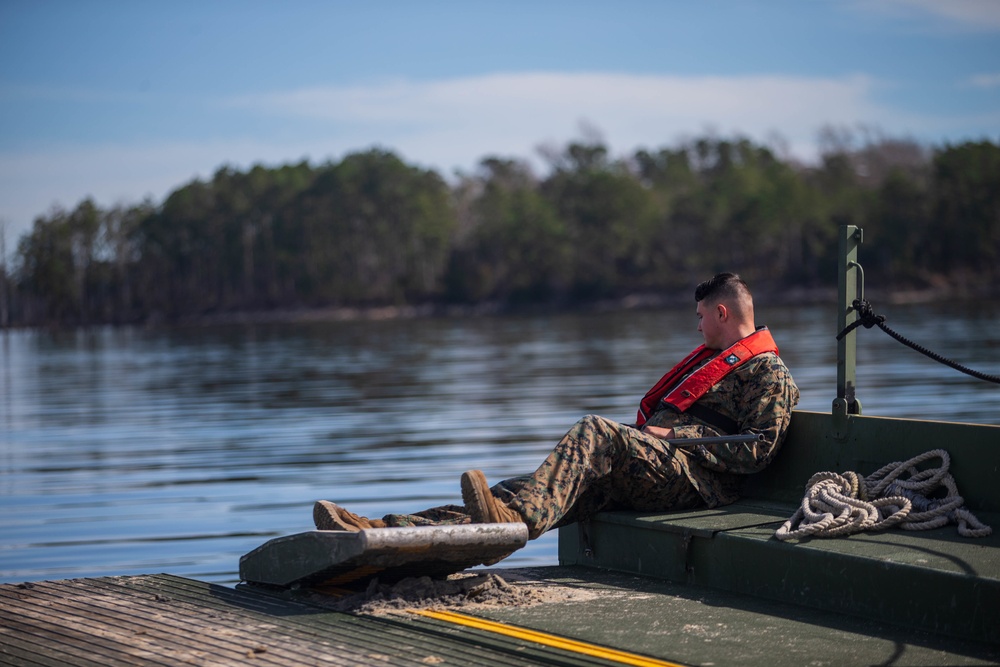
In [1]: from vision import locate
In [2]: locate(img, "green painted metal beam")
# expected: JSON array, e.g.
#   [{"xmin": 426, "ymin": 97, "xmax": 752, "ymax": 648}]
[{"xmin": 836, "ymin": 224, "xmax": 863, "ymax": 417}]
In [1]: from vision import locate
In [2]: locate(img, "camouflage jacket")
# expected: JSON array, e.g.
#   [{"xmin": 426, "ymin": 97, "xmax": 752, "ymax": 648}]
[{"xmin": 642, "ymin": 350, "xmax": 799, "ymax": 507}]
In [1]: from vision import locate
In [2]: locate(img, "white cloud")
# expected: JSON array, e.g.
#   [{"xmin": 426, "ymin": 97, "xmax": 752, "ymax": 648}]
[
  {"xmin": 0, "ymin": 71, "xmax": 934, "ymax": 247},
  {"xmin": 899, "ymin": 0, "xmax": 1000, "ymax": 29},
  {"xmin": 967, "ymin": 73, "xmax": 1000, "ymax": 89},
  {"xmin": 854, "ymin": 0, "xmax": 1000, "ymax": 31},
  {"xmin": 228, "ymin": 71, "xmax": 892, "ymax": 163},
  {"xmin": 0, "ymin": 139, "xmax": 316, "ymax": 246},
  {"xmin": 231, "ymin": 72, "xmax": 884, "ymax": 129}
]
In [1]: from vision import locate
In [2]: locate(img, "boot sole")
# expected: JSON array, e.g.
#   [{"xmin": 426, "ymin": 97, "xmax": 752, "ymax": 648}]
[
  {"xmin": 313, "ymin": 501, "xmax": 360, "ymax": 531},
  {"xmin": 461, "ymin": 470, "xmax": 499, "ymax": 523}
]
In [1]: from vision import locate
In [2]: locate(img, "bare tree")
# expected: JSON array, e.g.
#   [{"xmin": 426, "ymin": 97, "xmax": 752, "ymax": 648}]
[{"xmin": 0, "ymin": 218, "xmax": 7, "ymax": 328}]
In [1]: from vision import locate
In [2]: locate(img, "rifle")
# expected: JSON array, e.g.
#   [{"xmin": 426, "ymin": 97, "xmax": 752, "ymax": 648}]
[{"xmin": 663, "ymin": 433, "xmax": 765, "ymax": 447}]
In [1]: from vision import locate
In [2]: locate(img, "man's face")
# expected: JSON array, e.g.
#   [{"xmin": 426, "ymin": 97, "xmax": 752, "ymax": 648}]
[{"xmin": 696, "ymin": 300, "xmax": 723, "ymax": 349}]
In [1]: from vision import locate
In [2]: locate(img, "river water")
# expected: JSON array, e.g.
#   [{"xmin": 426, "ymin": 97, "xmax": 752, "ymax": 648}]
[{"xmin": 2, "ymin": 301, "xmax": 998, "ymax": 585}]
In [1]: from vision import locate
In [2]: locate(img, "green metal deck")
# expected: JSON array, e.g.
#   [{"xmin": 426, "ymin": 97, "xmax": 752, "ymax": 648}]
[
  {"xmin": 560, "ymin": 410, "xmax": 1000, "ymax": 647},
  {"xmin": 560, "ymin": 502, "xmax": 1000, "ymax": 642}
]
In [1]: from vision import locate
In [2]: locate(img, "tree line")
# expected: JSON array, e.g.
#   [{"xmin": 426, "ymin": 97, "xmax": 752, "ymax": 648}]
[{"xmin": 3, "ymin": 132, "xmax": 999, "ymax": 327}]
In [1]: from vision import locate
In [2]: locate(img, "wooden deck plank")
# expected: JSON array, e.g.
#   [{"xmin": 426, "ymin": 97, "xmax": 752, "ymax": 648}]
[
  {"xmin": 0, "ymin": 581, "xmax": 258, "ymax": 667},
  {"xmin": 13, "ymin": 577, "xmax": 401, "ymax": 666},
  {"xmin": 0, "ymin": 631, "xmax": 67, "ymax": 667},
  {"xmin": 21, "ymin": 579, "xmax": 322, "ymax": 666},
  {"xmin": 141, "ymin": 574, "xmax": 612, "ymax": 667},
  {"xmin": 107, "ymin": 576, "xmax": 487, "ymax": 665},
  {"xmin": 1, "ymin": 575, "xmax": 619, "ymax": 667},
  {"xmin": 171, "ymin": 577, "xmax": 603, "ymax": 667},
  {"xmin": 0, "ymin": 584, "xmax": 182, "ymax": 667},
  {"xmin": 1, "ymin": 617, "xmax": 123, "ymax": 667},
  {"xmin": 0, "ymin": 615, "xmax": 155, "ymax": 667}
]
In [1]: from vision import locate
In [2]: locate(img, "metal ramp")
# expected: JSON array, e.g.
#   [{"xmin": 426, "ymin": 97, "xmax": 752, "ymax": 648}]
[{"xmin": 239, "ymin": 523, "xmax": 529, "ymax": 589}]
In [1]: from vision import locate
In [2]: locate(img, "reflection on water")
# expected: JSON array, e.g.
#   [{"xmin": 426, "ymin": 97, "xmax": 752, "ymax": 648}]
[{"xmin": 1, "ymin": 303, "xmax": 997, "ymax": 585}]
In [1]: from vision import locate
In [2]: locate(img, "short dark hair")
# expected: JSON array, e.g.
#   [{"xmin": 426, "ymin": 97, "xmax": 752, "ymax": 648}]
[{"xmin": 695, "ymin": 272, "xmax": 752, "ymax": 304}]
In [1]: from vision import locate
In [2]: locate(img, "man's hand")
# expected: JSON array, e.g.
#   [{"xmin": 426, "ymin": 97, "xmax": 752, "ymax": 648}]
[{"xmin": 640, "ymin": 425, "xmax": 675, "ymax": 440}]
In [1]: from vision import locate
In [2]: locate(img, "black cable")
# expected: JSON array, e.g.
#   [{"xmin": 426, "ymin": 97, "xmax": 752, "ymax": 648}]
[{"xmin": 836, "ymin": 299, "xmax": 1000, "ymax": 385}]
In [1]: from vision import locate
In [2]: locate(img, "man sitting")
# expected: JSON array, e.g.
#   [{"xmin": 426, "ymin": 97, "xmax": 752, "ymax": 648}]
[{"xmin": 314, "ymin": 273, "xmax": 799, "ymax": 542}]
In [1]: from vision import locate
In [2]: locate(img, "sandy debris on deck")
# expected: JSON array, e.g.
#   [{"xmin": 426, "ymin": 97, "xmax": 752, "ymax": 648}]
[{"xmin": 301, "ymin": 570, "xmax": 604, "ymax": 615}]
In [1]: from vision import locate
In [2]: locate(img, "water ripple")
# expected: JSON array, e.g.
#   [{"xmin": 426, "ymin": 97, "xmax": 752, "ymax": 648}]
[{"xmin": 1, "ymin": 304, "xmax": 997, "ymax": 585}]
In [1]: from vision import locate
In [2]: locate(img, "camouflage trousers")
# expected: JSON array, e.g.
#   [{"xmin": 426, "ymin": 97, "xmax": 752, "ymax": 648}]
[{"xmin": 382, "ymin": 414, "xmax": 702, "ymax": 540}]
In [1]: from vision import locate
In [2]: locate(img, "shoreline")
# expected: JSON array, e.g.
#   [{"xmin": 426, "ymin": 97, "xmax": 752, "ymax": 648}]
[
  {"xmin": 168, "ymin": 283, "xmax": 993, "ymax": 328},
  {"xmin": 5, "ymin": 283, "xmax": 998, "ymax": 331}
]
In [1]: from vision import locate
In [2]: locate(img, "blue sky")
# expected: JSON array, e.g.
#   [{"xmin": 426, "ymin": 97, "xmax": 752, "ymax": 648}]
[{"xmin": 2, "ymin": 0, "xmax": 999, "ymax": 246}]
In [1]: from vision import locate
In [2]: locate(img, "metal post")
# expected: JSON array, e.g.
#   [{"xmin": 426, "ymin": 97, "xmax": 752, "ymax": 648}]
[{"xmin": 834, "ymin": 225, "xmax": 863, "ymax": 416}]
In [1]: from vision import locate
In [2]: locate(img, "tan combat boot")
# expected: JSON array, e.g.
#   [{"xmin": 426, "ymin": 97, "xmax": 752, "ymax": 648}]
[
  {"xmin": 313, "ymin": 500, "xmax": 386, "ymax": 531},
  {"xmin": 460, "ymin": 470, "xmax": 525, "ymax": 525}
]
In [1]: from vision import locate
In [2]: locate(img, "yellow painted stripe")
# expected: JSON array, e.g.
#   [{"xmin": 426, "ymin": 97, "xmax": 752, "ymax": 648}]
[{"xmin": 415, "ymin": 609, "xmax": 687, "ymax": 667}]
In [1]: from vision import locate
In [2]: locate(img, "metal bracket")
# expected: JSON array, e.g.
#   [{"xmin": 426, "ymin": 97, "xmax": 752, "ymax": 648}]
[
  {"xmin": 835, "ymin": 226, "xmax": 863, "ymax": 417},
  {"xmin": 579, "ymin": 519, "xmax": 595, "ymax": 558}
]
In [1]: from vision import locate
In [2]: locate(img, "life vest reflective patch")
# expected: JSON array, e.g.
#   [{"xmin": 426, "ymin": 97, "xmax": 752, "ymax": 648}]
[{"xmin": 635, "ymin": 327, "xmax": 778, "ymax": 427}]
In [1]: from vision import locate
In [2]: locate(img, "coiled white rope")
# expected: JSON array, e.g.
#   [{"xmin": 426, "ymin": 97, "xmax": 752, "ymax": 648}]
[{"xmin": 775, "ymin": 449, "xmax": 993, "ymax": 541}]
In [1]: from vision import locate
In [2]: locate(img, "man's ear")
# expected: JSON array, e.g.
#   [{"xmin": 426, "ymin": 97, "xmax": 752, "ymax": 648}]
[{"xmin": 717, "ymin": 303, "xmax": 728, "ymax": 321}]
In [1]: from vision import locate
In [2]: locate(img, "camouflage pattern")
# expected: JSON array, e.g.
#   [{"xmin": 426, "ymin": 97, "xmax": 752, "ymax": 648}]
[
  {"xmin": 645, "ymin": 351, "xmax": 799, "ymax": 508},
  {"xmin": 383, "ymin": 350, "xmax": 798, "ymax": 540}
]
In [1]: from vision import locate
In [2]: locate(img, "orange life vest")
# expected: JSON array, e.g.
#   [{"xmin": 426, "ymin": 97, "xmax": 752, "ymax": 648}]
[{"xmin": 634, "ymin": 327, "xmax": 778, "ymax": 427}]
